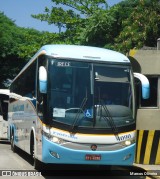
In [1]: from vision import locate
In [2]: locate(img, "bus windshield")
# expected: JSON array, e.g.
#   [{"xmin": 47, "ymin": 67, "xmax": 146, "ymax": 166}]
[{"xmin": 48, "ymin": 59, "xmax": 134, "ymax": 132}]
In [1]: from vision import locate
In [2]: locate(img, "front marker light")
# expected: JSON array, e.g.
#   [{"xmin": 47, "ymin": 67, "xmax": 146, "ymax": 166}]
[
  {"xmin": 123, "ymin": 153, "xmax": 132, "ymax": 160},
  {"xmin": 52, "ymin": 136, "xmax": 68, "ymax": 145},
  {"xmin": 120, "ymin": 138, "xmax": 135, "ymax": 147},
  {"xmin": 125, "ymin": 140, "xmax": 131, "ymax": 146},
  {"xmin": 50, "ymin": 151, "xmax": 60, "ymax": 159},
  {"xmin": 52, "ymin": 136, "xmax": 59, "ymax": 143}
]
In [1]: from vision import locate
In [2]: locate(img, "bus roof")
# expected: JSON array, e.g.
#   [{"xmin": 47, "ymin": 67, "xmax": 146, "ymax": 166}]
[
  {"xmin": 12, "ymin": 45, "xmax": 130, "ymax": 83},
  {"xmin": 38, "ymin": 45, "xmax": 130, "ymax": 63}
]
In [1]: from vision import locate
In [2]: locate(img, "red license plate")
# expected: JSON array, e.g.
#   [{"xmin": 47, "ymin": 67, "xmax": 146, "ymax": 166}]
[{"xmin": 85, "ymin": 154, "xmax": 101, "ymax": 161}]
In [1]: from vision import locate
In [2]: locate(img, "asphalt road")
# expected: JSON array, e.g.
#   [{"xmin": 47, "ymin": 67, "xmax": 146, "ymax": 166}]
[{"xmin": 0, "ymin": 141, "xmax": 158, "ymax": 179}]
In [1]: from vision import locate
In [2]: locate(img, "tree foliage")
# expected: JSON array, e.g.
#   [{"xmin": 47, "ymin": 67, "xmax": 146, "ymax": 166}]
[
  {"xmin": 114, "ymin": 0, "xmax": 160, "ymax": 53},
  {"xmin": 32, "ymin": 0, "xmax": 108, "ymax": 27},
  {"xmin": 32, "ymin": 0, "xmax": 160, "ymax": 54},
  {"xmin": 31, "ymin": 0, "xmax": 108, "ymax": 43},
  {"xmin": 0, "ymin": 12, "xmax": 62, "ymax": 87},
  {"xmin": 0, "ymin": 12, "xmax": 25, "ymax": 88},
  {"xmin": 17, "ymin": 29, "xmax": 63, "ymax": 59},
  {"xmin": 0, "ymin": 12, "xmax": 20, "ymax": 58},
  {"xmin": 1, "ymin": 0, "xmax": 160, "ymax": 87},
  {"xmin": 78, "ymin": 0, "xmax": 160, "ymax": 53}
]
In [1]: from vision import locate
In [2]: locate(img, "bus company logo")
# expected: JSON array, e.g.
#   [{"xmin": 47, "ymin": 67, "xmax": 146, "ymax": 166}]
[
  {"xmin": 91, "ymin": 144, "xmax": 97, "ymax": 151},
  {"xmin": 118, "ymin": 134, "xmax": 132, "ymax": 141},
  {"xmin": 13, "ymin": 104, "xmax": 24, "ymax": 112}
]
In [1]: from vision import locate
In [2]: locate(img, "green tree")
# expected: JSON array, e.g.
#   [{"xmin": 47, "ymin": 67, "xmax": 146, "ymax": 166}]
[
  {"xmin": 31, "ymin": 0, "xmax": 108, "ymax": 44},
  {"xmin": 21, "ymin": 0, "xmax": 160, "ymax": 54},
  {"xmin": 0, "ymin": 12, "xmax": 69, "ymax": 87},
  {"xmin": 114, "ymin": 0, "xmax": 160, "ymax": 53},
  {"xmin": 78, "ymin": 0, "xmax": 160, "ymax": 53},
  {"xmin": 17, "ymin": 29, "xmax": 59, "ymax": 59},
  {"xmin": 1, "ymin": 0, "xmax": 160, "ymax": 88},
  {"xmin": 78, "ymin": 9, "xmax": 114, "ymax": 46},
  {"xmin": 0, "ymin": 12, "xmax": 25, "ymax": 88},
  {"xmin": 0, "ymin": 12, "xmax": 19, "ymax": 58}
]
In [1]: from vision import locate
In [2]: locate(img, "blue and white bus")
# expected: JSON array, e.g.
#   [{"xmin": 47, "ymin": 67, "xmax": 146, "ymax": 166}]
[{"xmin": 8, "ymin": 45, "xmax": 149, "ymax": 169}]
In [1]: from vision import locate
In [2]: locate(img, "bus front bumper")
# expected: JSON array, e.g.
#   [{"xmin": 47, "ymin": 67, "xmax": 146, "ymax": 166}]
[{"xmin": 42, "ymin": 136, "xmax": 135, "ymax": 165}]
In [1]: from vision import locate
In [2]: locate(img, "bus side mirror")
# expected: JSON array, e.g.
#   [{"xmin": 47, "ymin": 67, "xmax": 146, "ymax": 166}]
[
  {"xmin": 39, "ymin": 66, "xmax": 47, "ymax": 94},
  {"xmin": 134, "ymin": 73, "xmax": 150, "ymax": 99}
]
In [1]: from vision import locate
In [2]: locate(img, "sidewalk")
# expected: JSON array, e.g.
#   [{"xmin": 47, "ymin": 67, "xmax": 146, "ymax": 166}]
[
  {"xmin": 134, "ymin": 163, "xmax": 160, "ymax": 170},
  {"xmin": 134, "ymin": 163, "xmax": 160, "ymax": 178}
]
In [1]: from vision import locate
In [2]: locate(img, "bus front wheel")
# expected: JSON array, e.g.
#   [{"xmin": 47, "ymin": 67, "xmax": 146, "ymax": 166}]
[{"xmin": 30, "ymin": 134, "xmax": 41, "ymax": 170}]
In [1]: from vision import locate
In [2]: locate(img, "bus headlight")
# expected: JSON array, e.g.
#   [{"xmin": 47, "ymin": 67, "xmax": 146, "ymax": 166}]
[
  {"xmin": 42, "ymin": 131, "xmax": 68, "ymax": 145},
  {"xmin": 52, "ymin": 136, "xmax": 67, "ymax": 145},
  {"xmin": 52, "ymin": 136, "xmax": 59, "ymax": 143},
  {"xmin": 120, "ymin": 138, "xmax": 135, "ymax": 147},
  {"xmin": 125, "ymin": 140, "xmax": 131, "ymax": 146}
]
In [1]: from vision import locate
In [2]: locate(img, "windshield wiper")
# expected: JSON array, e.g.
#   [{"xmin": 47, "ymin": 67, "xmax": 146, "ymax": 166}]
[
  {"xmin": 99, "ymin": 100, "xmax": 120, "ymax": 141},
  {"xmin": 70, "ymin": 97, "xmax": 88, "ymax": 131}
]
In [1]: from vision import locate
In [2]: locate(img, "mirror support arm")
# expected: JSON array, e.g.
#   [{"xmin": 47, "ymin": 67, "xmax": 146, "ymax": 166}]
[{"xmin": 134, "ymin": 72, "xmax": 150, "ymax": 99}]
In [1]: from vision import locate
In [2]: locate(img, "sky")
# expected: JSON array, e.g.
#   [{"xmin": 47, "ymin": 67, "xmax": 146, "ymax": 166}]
[{"xmin": 0, "ymin": 0, "xmax": 122, "ymax": 33}]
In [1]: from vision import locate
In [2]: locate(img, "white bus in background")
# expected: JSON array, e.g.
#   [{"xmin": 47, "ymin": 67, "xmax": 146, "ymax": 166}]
[{"xmin": 0, "ymin": 89, "xmax": 10, "ymax": 140}]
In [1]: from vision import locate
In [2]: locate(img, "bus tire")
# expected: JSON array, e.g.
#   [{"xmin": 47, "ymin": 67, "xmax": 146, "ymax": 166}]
[
  {"xmin": 30, "ymin": 133, "xmax": 41, "ymax": 170},
  {"xmin": 34, "ymin": 158, "xmax": 42, "ymax": 171},
  {"xmin": 11, "ymin": 131, "xmax": 17, "ymax": 153}
]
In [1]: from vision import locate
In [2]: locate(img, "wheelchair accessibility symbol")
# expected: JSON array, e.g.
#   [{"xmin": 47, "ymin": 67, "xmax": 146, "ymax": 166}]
[{"xmin": 85, "ymin": 109, "xmax": 93, "ymax": 118}]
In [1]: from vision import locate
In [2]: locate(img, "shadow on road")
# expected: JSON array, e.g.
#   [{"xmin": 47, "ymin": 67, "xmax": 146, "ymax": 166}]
[
  {"xmin": 3, "ymin": 143, "xmax": 157, "ymax": 179},
  {"xmin": 40, "ymin": 164, "xmax": 149, "ymax": 178},
  {"xmin": 0, "ymin": 140, "xmax": 10, "ymax": 145}
]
